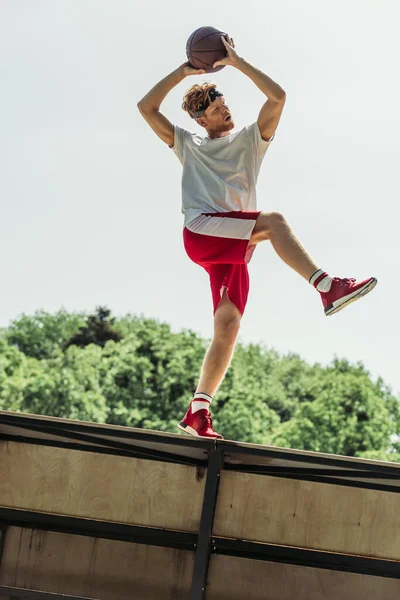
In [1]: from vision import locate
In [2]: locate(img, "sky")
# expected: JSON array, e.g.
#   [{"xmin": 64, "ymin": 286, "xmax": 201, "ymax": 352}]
[{"xmin": 1, "ymin": 1, "xmax": 399, "ymax": 397}]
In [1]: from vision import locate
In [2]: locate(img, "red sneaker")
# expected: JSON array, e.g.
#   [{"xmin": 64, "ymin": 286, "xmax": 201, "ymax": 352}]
[
  {"xmin": 177, "ymin": 402, "xmax": 223, "ymax": 439},
  {"xmin": 321, "ymin": 276, "xmax": 377, "ymax": 316}
]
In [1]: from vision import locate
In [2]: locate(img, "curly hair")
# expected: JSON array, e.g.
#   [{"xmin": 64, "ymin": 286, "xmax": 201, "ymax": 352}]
[{"xmin": 181, "ymin": 81, "xmax": 218, "ymax": 119}]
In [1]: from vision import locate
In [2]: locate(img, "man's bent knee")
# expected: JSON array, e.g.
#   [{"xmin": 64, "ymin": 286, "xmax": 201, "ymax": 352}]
[{"xmin": 250, "ymin": 211, "xmax": 287, "ymax": 244}]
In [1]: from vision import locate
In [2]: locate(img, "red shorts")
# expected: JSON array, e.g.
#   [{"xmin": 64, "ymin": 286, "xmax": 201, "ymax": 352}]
[{"xmin": 183, "ymin": 211, "xmax": 261, "ymax": 315}]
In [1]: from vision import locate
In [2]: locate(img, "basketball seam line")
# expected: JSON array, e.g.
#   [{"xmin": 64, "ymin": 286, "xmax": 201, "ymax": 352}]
[
  {"xmin": 189, "ymin": 48, "xmax": 227, "ymax": 53},
  {"xmin": 191, "ymin": 56, "xmax": 215, "ymax": 68},
  {"xmin": 191, "ymin": 30, "xmax": 226, "ymax": 48}
]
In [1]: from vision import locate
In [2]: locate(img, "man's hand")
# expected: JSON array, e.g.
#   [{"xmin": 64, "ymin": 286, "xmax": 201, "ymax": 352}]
[
  {"xmin": 178, "ymin": 62, "xmax": 206, "ymax": 77},
  {"xmin": 212, "ymin": 36, "xmax": 241, "ymax": 69}
]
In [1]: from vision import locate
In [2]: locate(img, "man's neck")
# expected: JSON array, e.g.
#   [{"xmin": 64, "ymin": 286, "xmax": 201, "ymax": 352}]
[{"xmin": 206, "ymin": 131, "xmax": 231, "ymax": 140}]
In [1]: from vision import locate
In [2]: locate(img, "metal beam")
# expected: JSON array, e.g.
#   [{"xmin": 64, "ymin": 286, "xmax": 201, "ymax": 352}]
[
  {"xmin": 0, "ymin": 413, "xmax": 214, "ymax": 450},
  {"xmin": 0, "ymin": 525, "xmax": 6, "ymax": 570},
  {"xmin": 214, "ymin": 538, "xmax": 400, "ymax": 579},
  {"xmin": 0, "ymin": 508, "xmax": 196, "ymax": 552},
  {"xmin": 221, "ymin": 441, "xmax": 400, "ymax": 475},
  {"xmin": 224, "ymin": 465, "xmax": 400, "ymax": 478},
  {"xmin": 224, "ymin": 463, "xmax": 400, "ymax": 493},
  {"xmin": 0, "ymin": 427, "xmax": 206, "ymax": 468},
  {"xmin": 0, "ymin": 586, "xmax": 98, "ymax": 600},
  {"xmin": 190, "ymin": 448, "xmax": 224, "ymax": 600}
]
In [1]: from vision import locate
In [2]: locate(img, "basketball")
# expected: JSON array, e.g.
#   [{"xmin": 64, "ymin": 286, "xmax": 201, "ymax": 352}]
[{"xmin": 186, "ymin": 26, "xmax": 229, "ymax": 73}]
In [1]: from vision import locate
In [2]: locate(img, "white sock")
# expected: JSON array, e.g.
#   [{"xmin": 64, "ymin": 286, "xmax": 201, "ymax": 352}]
[
  {"xmin": 309, "ymin": 269, "xmax": 333, "ymax": 292},
  {"xmin": 192, "ymin": 392, "xmax": 212, "ymax": 413}
]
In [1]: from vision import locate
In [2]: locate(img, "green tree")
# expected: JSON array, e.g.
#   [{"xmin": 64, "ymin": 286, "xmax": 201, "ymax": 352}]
[
  {"xmin": 63, "ymin": 306, "xmax": 122, "ymax": 350},
  {"xmin": 0, "ymin": 336, "xmax": 108, "ymax": 423},
  {"xmin": 101, "ymin": 319, "xmax": 207, "ymax": 431},
  {"xmin": 5, "ymin": 308, "xmax": 87, "ymax": 360},
  {"xmin": 271, "ymin": 359, "xmax": 400, "ymax": 460}
]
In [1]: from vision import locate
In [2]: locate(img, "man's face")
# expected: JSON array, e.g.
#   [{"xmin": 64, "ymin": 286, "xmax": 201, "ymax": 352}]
[{"xmin": 199, "ymin": 96, "xmax": 234, "ymax": 133}]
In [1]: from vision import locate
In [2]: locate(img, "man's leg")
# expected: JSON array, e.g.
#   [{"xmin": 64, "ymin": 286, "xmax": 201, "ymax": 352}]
[
  {"xmin": 249, "ymin": 211, "xmax": 377, "ymax": 316},
  {"xmin": 196, "ymin": 289, "xmax": 242, "ymax": 396},
  {"xmin": 178, "ymin": 290, "xmax": 241, "ymax": 438},
  {"xmin": 249, "ymin": 211, "xmax": 318, "ymax": 280}
]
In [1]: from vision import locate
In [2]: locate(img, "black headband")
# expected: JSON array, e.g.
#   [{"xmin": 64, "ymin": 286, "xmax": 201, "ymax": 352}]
[{"xmin": 192, "ymin": 88, "xmax": 223, "ymax": 119}]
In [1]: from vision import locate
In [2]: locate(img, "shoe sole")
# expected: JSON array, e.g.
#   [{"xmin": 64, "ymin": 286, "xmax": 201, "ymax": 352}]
[
  {"xmin": 177, "ymin": 422, "xmax": 223, "ymax": 439},
  {"xmin": 325, "ymin": 277, "xmax": 377, "ymax": 316},
  {"xmin": 177, "ymin": 422, "xmax": 199, "ymax": 437}
]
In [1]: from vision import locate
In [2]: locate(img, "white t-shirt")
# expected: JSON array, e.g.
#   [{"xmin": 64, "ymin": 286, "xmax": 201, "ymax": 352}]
[{"xmin": 170, "ymin": 121, "xmax": 273, "ymax": 227}]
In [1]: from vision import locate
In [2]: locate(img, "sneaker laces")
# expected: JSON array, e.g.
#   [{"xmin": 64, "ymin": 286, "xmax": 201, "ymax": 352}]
[
  {"xmin": 333, "ymin": 277, "xmax": 356, "ymax": 286},
  {"xmin": 204, "ymin": 413, "xmax": 214, "ymax": 429}
]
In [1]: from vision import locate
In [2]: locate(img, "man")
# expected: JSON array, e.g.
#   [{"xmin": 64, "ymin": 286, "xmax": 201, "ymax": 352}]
[{"xmin": 137, "ymin": 36, "xmax": 377, "ymax": 439}]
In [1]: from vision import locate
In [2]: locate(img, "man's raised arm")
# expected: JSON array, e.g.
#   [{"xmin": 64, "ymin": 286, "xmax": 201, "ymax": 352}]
[
  {"xmin": 235, "ymin": 57, "xmax": 286, "ymax": 142},
  {"xmin": 212, "ymin": 36, "xmax": 286, "ymax": 143},
  {"xmin": 137, "ymin": 63, "xmax": 205, "ymax": 147}
]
